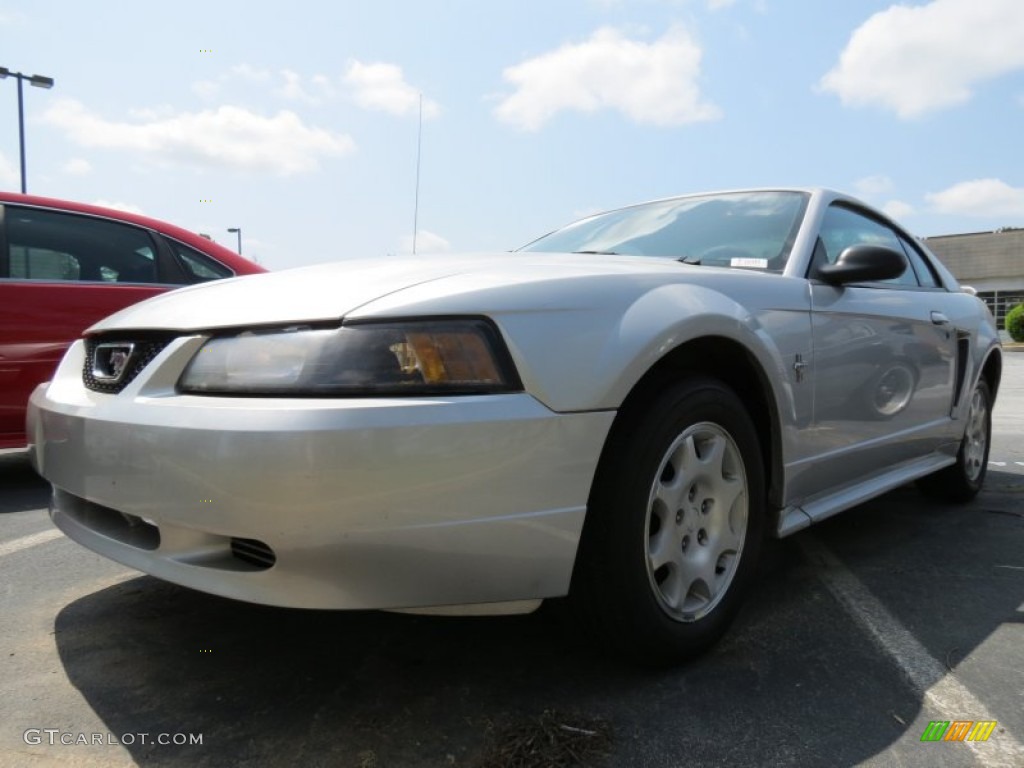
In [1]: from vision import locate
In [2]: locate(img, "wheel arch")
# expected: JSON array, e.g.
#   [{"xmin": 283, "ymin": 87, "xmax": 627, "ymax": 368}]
[
  {"xmin": 979, "ymin": 346, "xmax": 1002, "ymax": 405},
  {"xmin": 589, "ymin": 335, "xmax": 785, "ymax": 515}
]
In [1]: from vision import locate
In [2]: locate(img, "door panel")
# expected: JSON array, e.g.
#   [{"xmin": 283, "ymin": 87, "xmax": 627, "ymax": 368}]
[
  {"xmin": 792, "ymin": 285, "xmax": 957, "ymax": 500},
  {"xmin": 789, "ymin": 204, "xmax": 957, "ymax": 502}
]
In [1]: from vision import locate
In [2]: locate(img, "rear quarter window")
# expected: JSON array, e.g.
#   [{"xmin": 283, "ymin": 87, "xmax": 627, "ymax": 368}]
[{"xmin": 170, "ymin": 240, "xmax": 235, "ymax": 282}]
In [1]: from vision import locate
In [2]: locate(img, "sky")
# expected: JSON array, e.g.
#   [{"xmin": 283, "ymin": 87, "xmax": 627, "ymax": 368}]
[{"xmin": 1, "ymin": 0, "xmax": 1022, "ymax": 270}]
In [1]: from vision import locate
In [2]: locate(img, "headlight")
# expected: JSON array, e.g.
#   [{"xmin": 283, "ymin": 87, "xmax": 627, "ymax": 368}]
[{"xmin": 177, "ymin": 319, "xmax": 521, "ymax": 396}]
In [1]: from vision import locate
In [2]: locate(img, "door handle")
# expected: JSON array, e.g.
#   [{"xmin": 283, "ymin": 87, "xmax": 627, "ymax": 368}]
[{"xmin": 930, "ymin": 311, "xmax": 950, "ymax": 325}]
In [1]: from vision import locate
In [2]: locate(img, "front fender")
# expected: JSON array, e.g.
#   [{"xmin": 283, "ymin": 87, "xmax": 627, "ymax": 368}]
[{"xmin": 494, "ymin": 280, "xmax": 812, "ymax": 419}]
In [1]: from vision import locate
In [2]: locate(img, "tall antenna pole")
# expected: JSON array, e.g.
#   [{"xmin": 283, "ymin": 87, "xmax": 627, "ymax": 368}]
[{"xmin": 412, "ymin": 93, "xmax": 422, "ymax": 255}]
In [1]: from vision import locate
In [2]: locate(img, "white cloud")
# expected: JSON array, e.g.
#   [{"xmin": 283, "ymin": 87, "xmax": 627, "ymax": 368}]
[
  {"xmin": 63, "ymin": 158, "xmax": 93, "ymax": 175},
  {"xmin": 494, "ymin": 26, "xmax": 721, "ymax": 131},
  {"xmin": 926, "ymin": 178, "xmax": 1024, "ymax": 217},
  {"xmin": 344, "ymin": 61, "xmax": 440, "ymax": 119},
  {"xmin": 882, "ymin": 200, "xmax": 915, "ymax": 220},
  {"xmin": 707, "ymin": 0, "xmax": 737, "ymax": 10},
  {"xmin": 401, "ymin": 229, "xmax": 451, "ymax": 254},
  {"xmin": 127, "ymin": 105, "xmax": 180, "ymax": 121},
  {"xmin": 278, "ymin": 70, "xmax": 314, "ymax": 103},
  {"xmin": 231, "ymin": 64, "xmax": 272, "ymax": 82},
  {"xmin": 0, "ymin": 152, "xmax": 18, "ymax": 188},
  {"xmin": 820, "ymin": 0, "xmax": 1024, "ymax": 118},
  {"xmin": 43, "ymin": 99, "xmax": 355, "ymax": 175},
  {"xmin": 853, "ymin": 174, "xmax": 894, "ymax": 197},
  {"xmin": 92, "ymin": 199, "xmax": 145, "ymax": 215},
  {"xmin": 196, "ymin": 64, "xmax": 419, "ymax": 112},
  {"xmin": 276, "ymin": 70, "xmax": 335, "ymax": 104},
  {"xmin": 193, "ymin": 64, "xmax": 273, "ymax": 101},
  {"xmin": 192, "ymin": 80, "xmax": 220, "ymax": 101}
]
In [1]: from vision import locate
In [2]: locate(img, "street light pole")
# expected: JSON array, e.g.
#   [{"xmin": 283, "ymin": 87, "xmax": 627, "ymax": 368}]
[
  {"xmin": 0, "ymin": 67, "xmax": 55, "ymax": 194},
  {"xmin": 227, "ymin": 227, "xmax": 242, "ymax": 255},
  {"xmin": 16, "ymin": 75, "xmax": 26, "ymax": 193}
]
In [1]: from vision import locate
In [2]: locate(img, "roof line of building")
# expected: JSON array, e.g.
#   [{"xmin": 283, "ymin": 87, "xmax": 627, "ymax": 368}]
[{"xmin": 926, "ymin": 228, "xmax": 1024, "ymax": 239}]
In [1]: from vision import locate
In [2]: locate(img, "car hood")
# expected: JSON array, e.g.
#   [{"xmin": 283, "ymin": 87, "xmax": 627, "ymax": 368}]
[{"xmin": 88, "ymin": 253, "xmax": 714, "ymax": 332}]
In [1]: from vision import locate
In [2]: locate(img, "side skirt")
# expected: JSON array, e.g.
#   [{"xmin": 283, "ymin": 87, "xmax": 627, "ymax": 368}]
[{"xmin": 776, "ymin": 451, "xmax": 957, "ymax": 537}]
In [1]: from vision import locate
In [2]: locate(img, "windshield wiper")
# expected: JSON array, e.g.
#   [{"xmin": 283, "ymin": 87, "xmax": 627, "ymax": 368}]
[
  {"xmin": 572, "ymin": 250, "xmax": 620, "ymax": 255},
  {"xmin": 677, "ymin": 255, "xmax": 702, "ymax": 265}
]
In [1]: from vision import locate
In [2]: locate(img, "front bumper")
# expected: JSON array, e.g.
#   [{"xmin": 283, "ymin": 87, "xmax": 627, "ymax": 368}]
[{"xmin": 29, "ymin": 337, "xmax": 615, "ymax": 611}]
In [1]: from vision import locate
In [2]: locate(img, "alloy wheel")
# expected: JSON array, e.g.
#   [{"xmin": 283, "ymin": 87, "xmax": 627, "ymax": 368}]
[{"xmin": 644, "ymin": 422, "xmax": 748, "ymax": 622}]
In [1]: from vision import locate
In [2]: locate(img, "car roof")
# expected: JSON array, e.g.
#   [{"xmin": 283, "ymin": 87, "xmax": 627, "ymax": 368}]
[{"xmin": 0, "ymin": 191, "xmax": 265, "ymax": 275}]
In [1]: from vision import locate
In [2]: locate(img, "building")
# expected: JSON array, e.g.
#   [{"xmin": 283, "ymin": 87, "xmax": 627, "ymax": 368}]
[{"xmin": 924, "ymin": 229, "xmax": 1024, "ymax": 329}]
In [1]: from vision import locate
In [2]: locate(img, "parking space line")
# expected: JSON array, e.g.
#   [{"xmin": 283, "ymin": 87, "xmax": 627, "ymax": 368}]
[
  {"xmin": 0, "ymin": 529, "xmax": 64, "ymax": 558},
  {"xmin": 798, "ymin": 534, "xmax": 1024, "ymax": 768}
]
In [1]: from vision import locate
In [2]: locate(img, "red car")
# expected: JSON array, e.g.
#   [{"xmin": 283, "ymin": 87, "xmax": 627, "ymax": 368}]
[{"xmin": 0, "ymin": 192, "xmax": 265, "ymax": 449}]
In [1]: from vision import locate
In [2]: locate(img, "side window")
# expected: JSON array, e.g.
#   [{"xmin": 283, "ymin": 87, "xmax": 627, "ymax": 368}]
[
  {"xmin": 169, "ymin": 240, "xmax": 234, "ymax": 282},
  {"xmin": 898, "ymin": 234, "xmax": 940, "ymax": 288},
  {"xmin": 814, "ymin": 204, "xmax": 918, "ymax": 287},
  {"xmin": 5, "ymin": 206, "xmax": 161, "ymax": 284},
  {"xmin": 9, "ymin": 245, "xmax": 81, "ymax": 280}
]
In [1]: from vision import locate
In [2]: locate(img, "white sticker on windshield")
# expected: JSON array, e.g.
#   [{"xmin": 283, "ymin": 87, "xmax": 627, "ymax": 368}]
[{"xmin": 731, "ymin": 257, "xmax": 768, "ymax": 268}]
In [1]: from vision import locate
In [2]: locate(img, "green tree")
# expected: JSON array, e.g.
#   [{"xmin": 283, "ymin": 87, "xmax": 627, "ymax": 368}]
[{"xmin": 1007, "ymin": 303, "xmax": 1024, "ymax": 342}]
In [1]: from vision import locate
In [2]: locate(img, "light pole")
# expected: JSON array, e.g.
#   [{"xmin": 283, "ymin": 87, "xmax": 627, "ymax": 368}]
[
  {"xmin": 227, "ymin": 227, "xmax": 242, "ymax": 255},
  {"xmin": 0, "ymin": 67, "xmax": 55, "ymax": 194}
]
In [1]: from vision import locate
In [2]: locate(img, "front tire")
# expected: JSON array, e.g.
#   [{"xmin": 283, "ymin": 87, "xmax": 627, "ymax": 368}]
[
  {"xmin": 917, "ymin": 379, "xmax": 992, "ymax": 502},
  {"xmin": 573, "ymin": 377, "xmax": 766, "ymax": 664}
]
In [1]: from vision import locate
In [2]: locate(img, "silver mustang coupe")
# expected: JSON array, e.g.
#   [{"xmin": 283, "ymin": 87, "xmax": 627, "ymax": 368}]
[{"xmin": 28, "ymin": 189, "xmax": 1001, "ymax": 662}]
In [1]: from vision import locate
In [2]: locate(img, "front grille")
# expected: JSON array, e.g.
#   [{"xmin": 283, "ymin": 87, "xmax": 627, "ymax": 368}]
[
  {"xmin": 83, "ymin": 335, "xmax": 174, "ymax": 393},
  {"xmin": 230, "ymin": 538, "xmax": 276, "ymax": 570}
]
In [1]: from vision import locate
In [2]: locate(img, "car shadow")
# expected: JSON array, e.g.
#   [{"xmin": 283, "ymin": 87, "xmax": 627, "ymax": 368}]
[
  {"xmin": 0, "ymin": 450, "xmax": 49, "ymax": 514},
  {"xmin": 48, "ymin": 523, "xmax": 974, "ymax": 768},
  {"xmin": 806, "ymin": 470, "xmax": 1024, "ymax": 729}
]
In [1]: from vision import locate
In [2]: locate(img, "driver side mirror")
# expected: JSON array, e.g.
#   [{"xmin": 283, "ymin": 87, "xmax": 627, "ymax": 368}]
[{"xmin": 817, "ymin": 245, "xmax": 907, "ymax": 285}]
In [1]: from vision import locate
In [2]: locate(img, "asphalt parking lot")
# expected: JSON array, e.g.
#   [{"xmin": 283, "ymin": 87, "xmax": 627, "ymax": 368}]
[{"xmin": 2, "ymin": 354, "xmax": 1022, "ymax": 768}]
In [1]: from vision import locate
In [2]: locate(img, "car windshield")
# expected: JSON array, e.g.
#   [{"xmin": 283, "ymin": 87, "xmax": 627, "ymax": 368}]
[{"xmin": 519, "ymin": 190, "xmax": 809, "ymax": 272}]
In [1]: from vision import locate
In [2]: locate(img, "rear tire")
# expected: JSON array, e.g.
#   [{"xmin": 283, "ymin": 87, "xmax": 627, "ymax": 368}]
[
  {"xmin": 917, "ymin": 379, "xmax": 992, "ymax": 502},
  {"xmin": 573, "ymin": 377, "xmax": 766, "ymax": 665}
]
